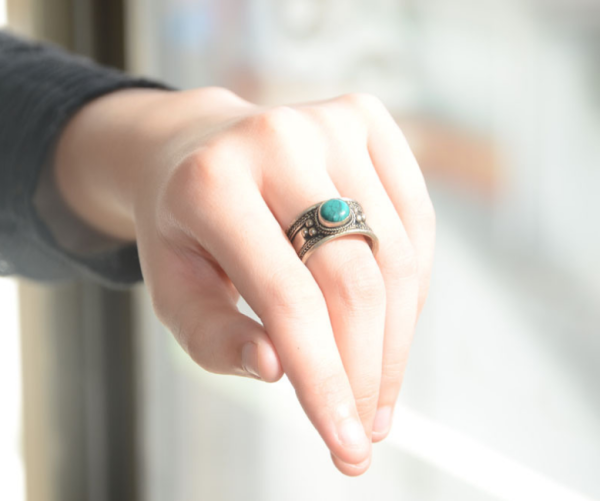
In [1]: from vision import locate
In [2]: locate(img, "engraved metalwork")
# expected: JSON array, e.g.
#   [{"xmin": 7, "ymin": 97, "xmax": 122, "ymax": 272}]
[{"xmin": 285, "ymin": 197, "xmax": 379, "ymax": 263}]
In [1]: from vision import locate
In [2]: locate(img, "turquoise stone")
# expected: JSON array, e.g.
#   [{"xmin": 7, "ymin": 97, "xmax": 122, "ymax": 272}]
[{"xmin": 320, "ymin": 199, "xmax": 350, "ymax": 223}]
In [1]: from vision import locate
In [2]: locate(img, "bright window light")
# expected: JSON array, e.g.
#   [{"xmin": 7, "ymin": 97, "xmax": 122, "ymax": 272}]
[
  {"xmin": 392, "ymin": 407, "xmax": 595, "ymax": 501},
  {"xmin": 0, "ymin": 278, "xmax": 25, "ymax": 501}
]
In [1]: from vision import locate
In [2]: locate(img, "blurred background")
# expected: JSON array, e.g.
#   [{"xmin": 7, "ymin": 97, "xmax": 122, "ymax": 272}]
[{"xmin": 1, "ymin": 0, "xmax": 599, "ymax": 500}]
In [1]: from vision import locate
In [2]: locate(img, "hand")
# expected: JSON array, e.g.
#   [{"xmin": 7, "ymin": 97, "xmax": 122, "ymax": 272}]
[{"xmin": 54, "ymin": 86, "xmax": 436, "ymax": 476}]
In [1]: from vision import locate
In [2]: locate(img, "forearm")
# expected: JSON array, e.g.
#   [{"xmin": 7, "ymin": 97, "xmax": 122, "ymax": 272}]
[{"xmin": 0, "ymin": 30, "xmax": 173, "ymax": 284}]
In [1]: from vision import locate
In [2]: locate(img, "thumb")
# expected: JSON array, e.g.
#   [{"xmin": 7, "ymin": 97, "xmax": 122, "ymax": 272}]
[
  {"xmin": 177, "ymin": 296, "xmax": 283, "ymax": 382},
  {"xmin": 143, "ymin": 241, "xmax": 284, "ymax": 383}
]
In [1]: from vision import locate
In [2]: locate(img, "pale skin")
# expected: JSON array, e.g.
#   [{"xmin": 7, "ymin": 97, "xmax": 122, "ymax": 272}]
[{"xmin": 54, "ymin": 86, "xmax": 436, "ymax": 476}]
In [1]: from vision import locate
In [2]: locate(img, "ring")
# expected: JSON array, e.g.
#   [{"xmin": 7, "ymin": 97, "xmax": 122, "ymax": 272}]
[{"xmin": 286, "ymin": 197, "xmax": 379, "ymax": 263}]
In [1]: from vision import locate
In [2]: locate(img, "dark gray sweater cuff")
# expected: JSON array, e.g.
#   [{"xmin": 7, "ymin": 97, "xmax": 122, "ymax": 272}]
[{"xmin": 0, "ymin": 30, "xmax": 173, "ymax": 288}]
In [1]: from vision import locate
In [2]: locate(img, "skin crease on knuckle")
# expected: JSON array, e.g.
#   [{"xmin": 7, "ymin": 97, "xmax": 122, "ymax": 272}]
[
  {"xmin": 338, "ymin": 92, "xmax": 387, "ymax": 119},
  {"xmin": 248, "ymin": 105, "xmax": 302, "ymax": 139},
  {"xmin": 258, "ymin": 263, "xmax": 326, "ymax": 323},
  {"xmin": 299, "ymin": 369, "xmax": 350, "ymax": 417},
  {"xmin": 352, "ymin": 387, "xmax": 381, "ymax": 418},
  {"xmin": 380, "ymin": 360, "xmax": 407, "ymax": 388},
  {"xmin": 158, "ymin": 142, "xmax": 249, "ymax": 246},
  {"xmin": 374, "ymin": 217, "xmax": 419, "ymax": 280},
  {"xmin": 244, "ymin": 106, "xmax": 325, "ymax": 184},
  {"xmin": 382, "ymin": 241, "xmax": 420, "ymax": 287},
  {"xmin": 183, "ymin": 311, "xmax": 232, "ymax": 375},
  {"xmin": 182, "ymin": 143, "xmax": 239, "ymax": 196},
  {"xmin": 330, "ymin": 253, "xmax": 387, "ymax": 315}
]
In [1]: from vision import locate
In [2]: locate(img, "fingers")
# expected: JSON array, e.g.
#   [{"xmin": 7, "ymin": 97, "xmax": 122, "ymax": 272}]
[
  {"xmin": 327, "ymin": 143, "xmax": 420, "ymax": 443},
  {"xmin": 299, "ymin": 93, "xmax": 432, "ymax": 442},
  {"xmin": 255, "ymin": 110, "xmax": 387, "ymax": 445},
  {"xmin": 307, "ymin": 235, "xmax": 386, "ymax": 443},
  {"xmin": 137, "ymin": 230, "xmax": 284, "ymax": 382},
  {"xmin": 353, "ymin": 97, "xmax": 436, "ymax": 438},
  {"xmin": 169, "ymin": 150, "xmax": 373, "ymax": 469},
  {"xmin": 360, "ymin": 94, "xmax": 436, "ymax": 313}
]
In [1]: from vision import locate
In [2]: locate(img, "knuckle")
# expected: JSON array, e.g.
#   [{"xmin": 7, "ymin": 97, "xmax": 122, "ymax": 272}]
[
  {"xmin": 303, "ymin": 104, "xmax": 334, "ymax": 128},
  {"xmin": 147, "ymin": 287, "xmax": 219, "ymax": 374},
  {"xmin": 250, "ymin": 105, "xmax": 302, "ymax": 139},
  {"xmin": 393, "ymin": 247, "xmax": 420, "ymax": 281},
  {"xmin": 189, "ymin": 141, "xmax": 236, "ymax": 188},
  {"xmin": 163, "ymin": 140, "xmax": 242, "ymax": 218},
  {"xmin": 261, "ymin": 264, "xmax": 325, "ymax": 320},
  {"xmin": 167, "ymin": 146, "xmax": 230, "ymax": 202},
  {"xmin": 241, "ymin": 107, "xmax": 325, "ymax": 177},
  {"xmin": 172, "ymin": 307, "xmax": 224, "ymax": 373},
  {"xmin": 154, "ymin": 308, "xmax": 216, "ymax": 374},
  {"xmin": 353, "ymin": 387, "xmax": 381, "ymax": 415},
  {"xmin": 181, "ymin": 328, "xmax": 212, "ymax": 371},
  {"xmin": 381, "ymin": 232, "xmax": 419, "ymax": 282},
  {"xmin": 339, "ymin": 92, "xmax": 385, "ymax": 113},
  {"xmin": 381, "ymin": 359, "xmax": 407, "ymax": 386},
  {"xmin": 333, "ymin": 255, "xmax": 386, "ymax": 313},
  {"xmin": 301, "ymin": 105, "xmax": 344, "ymax": 139},
  {"xmin": 187, "ymin": 86, "xmax": 242, "ymax": 106},
  {"xmin": 202, "ymin": 86, "xmax": 242, "ymax": 103},
  {"xmin": 309, "ymin": 370, "xmax": 349, "ymax": 408}
]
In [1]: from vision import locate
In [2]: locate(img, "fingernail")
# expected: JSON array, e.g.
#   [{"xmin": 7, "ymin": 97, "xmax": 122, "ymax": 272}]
[
  {"xmin": 373, "ymin": 406, "xmax": 392, "ymax": 435},
  {"xmin": 338, "ymin": 418, "xmax": 368, "ymax": 448},
  {"xmin": 242, "ymin": 342, "xmax": 261, "ymax": 379}
]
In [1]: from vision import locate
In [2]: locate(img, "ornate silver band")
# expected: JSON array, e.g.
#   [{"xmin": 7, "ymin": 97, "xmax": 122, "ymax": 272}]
[{"xmin": 285, "ymin": 197, "xmax": 379, "ymax": 263}]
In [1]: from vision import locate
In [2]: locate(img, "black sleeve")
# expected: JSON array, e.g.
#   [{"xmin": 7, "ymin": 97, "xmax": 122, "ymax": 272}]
[{"xmin": 0, "ymin": 29, "xmax": 173, "ymax": 289}]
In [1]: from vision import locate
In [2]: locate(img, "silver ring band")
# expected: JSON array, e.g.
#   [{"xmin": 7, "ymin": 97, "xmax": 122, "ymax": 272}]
[{"xmin": 286, "ymin": 197, "xmax": 379, "ymax": 263}]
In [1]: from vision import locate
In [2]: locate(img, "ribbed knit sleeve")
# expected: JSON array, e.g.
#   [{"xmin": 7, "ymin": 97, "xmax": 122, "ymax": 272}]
[{"xmin": 0, "ymin": 30, "xmax": 173, "ymax": 288}]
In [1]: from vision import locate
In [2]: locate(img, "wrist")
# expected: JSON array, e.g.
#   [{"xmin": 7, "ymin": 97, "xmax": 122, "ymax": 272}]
[
  {"xmin": 54, "ymin": 87, "xmax": 170, "ymax": 241},
  {"xmin": 54, "ymin": 86, "xmax": 253, "ymax": 242}
]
